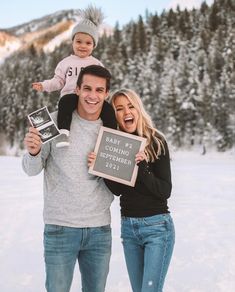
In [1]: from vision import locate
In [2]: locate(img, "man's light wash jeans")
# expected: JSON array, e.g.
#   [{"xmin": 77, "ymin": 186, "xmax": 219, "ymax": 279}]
[
  {"xmin": 43, "ymin": 224, "xmax": 112, "ymax": 292},
  {"xmin": 121, "ymin": 213, "xmax": 175, "ymax": 292}
]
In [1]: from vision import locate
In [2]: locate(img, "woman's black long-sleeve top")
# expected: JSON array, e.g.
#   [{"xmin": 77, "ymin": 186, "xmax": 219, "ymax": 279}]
[{"xmin": 104, "ymin": 141, "xmax": 172, "ymax": 217}]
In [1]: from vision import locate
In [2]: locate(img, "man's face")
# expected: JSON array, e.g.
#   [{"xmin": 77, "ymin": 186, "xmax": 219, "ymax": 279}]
[{"xmin": 76, "ymin": 74, "xmax": 108, "ymax": 120}]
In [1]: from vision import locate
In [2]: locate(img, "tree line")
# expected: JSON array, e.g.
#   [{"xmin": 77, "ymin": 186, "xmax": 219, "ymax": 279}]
[{"xmin": 0, "ymin": 0, "xmax": 234, "ymax": 153}]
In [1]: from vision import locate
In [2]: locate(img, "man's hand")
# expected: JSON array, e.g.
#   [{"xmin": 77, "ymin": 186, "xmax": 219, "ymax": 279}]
[{"xmin": 24, "ymin": 127, "xmax": 42, "ymax": 156}]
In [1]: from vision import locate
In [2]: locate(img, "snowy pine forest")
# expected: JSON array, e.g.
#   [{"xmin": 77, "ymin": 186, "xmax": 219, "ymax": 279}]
[{"xmin": 0, "ymin": 0, "xmax": 235, "ymax": 154}]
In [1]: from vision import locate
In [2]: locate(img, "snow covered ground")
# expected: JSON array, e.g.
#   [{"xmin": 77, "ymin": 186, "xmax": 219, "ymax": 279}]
[{"xmin": 0, "ymin": 150, "xmax": 235, "ymax": 292}]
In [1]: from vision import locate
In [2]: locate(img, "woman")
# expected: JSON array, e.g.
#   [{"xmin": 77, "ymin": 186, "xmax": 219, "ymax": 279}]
[{"xmin": 88, "ymin": 88, "xmax": 175, "ymax": 292}]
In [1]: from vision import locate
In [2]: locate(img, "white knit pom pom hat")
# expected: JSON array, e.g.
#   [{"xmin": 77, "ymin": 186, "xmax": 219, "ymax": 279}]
[{"xmin": 71, "ymin": 5, "xmax": 104, "ymax": 47}]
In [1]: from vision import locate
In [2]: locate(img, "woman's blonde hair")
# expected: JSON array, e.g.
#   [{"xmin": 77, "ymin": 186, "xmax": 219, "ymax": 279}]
[{"xmin": 109, "ymin": 88, "xmax": 165, "ymax": 162}]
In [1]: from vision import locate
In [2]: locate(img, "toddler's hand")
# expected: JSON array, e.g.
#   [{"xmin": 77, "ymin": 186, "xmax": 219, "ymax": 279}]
[{"xmin": 32, "ymin": 82, "xmax": 43, "ymax": 91}]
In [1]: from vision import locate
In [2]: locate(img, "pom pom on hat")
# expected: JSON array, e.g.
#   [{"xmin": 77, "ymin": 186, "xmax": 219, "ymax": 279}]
[{"xmin": 72, "ymin": 5, "xmax": 104, "ymax": 47}]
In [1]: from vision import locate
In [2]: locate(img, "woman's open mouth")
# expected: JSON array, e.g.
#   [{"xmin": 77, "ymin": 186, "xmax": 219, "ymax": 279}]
[{"xmin": 124, "ymin": 116, "xmax": 134, "ymax": 125}]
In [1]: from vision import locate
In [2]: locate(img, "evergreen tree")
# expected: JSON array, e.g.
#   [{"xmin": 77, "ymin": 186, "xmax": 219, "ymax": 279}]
[{"xmin": 0, "ymin": 0, "xmax": 234, "ymax": 152}]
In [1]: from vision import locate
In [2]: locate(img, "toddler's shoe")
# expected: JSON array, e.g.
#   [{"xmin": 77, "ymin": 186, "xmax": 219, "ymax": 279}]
[{"xmin": 56, "ymin": 133, "xmax": 69, "ymax": 148}]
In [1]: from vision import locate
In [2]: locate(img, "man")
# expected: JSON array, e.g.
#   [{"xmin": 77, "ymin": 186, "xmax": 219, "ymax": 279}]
[{"xmin": 22, "ymin": 65, "xmax": 116, "ymax": 292}]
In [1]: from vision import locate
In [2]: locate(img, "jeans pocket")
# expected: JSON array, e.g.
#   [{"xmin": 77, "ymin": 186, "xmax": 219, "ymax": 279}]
[
  {"xmin": 99, "ymin": 224, "xmax": 111, "ymax": 233},
  {"xmin": 143, "ymin": 214, "xmax": 168, "ymax": 227},
  {"xmin": 44, "ymin": 224, "xmax": 64, "ymax": 235}
]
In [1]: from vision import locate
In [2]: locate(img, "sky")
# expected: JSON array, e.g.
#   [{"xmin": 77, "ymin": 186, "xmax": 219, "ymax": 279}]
[
  {"xmin": 1, "ymin": 150, "xmax": 234, "ymax": 291},
  {"xmin": 0, "ymin": 0, "xmax": 214, "ymax": 29}
]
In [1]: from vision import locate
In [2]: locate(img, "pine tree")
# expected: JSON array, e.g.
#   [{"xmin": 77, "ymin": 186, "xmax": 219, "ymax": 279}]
[{"xmin": 0, "ymin": 0, "xmax": 234, "ymax": 152}]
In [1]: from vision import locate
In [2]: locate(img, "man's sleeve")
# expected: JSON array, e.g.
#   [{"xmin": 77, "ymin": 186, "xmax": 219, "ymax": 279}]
[{"xmin": 22, "ymin": 143, "xmax": 50, "ymax": 176}]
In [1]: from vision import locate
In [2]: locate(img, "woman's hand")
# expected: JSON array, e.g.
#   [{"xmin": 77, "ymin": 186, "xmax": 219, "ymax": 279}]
[
  {"xmin": 88, "ymin": 152, "xmax": 97, "ymax": 167},
  {"xmin": 135, "ymin": 151, "xmax": 147, "ymax": 164}
]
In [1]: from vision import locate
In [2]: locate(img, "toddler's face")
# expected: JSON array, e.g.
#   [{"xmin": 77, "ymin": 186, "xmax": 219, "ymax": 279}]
[{"xmin": 73, "ymin": 33, "xmax": 94, "ymax": 58}]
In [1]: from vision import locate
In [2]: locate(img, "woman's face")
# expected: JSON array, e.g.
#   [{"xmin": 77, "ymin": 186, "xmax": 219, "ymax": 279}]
[{"xmin": 114, "ymin": 94, "xmax": 139, "ymax": 133}]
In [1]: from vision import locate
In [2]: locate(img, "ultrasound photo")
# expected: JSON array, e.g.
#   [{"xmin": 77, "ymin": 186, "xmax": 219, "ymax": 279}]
[{"xmin": 28, "ymin": 106, "xmax": 60, "ymax": 143}]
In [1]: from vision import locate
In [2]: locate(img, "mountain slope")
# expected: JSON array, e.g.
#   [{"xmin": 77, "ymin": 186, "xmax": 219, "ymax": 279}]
[{"xmin": 0, "ymin": 9, "xmax": 112, "ymax": 62}]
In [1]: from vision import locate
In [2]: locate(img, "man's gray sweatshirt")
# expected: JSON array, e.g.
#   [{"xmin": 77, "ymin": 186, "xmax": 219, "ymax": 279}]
[{"xmin": 22, "ymin": 111, "xmax": 114, "ymax": 228}]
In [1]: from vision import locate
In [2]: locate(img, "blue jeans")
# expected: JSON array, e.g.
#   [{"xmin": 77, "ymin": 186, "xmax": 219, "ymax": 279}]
[
  {"xmin": 43, "ymin": 224, "xmax": 112, "ymax": 292},
  {"xmin": 121, "ymin": 214, "xmax": 175, "ymax": 292}
]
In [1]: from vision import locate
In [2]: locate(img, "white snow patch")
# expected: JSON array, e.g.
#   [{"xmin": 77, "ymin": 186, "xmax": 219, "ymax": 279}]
[
  {"xmin": 43, "ymin": 26, "xmax": 73, "ymax": 53},
  {"xmin": 0, "ymin": 151, "xmax": 234, "ymax": 292},
  {"xmin": 0, "ymin": 39, "xmax": 21, "ymax": 63}
]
